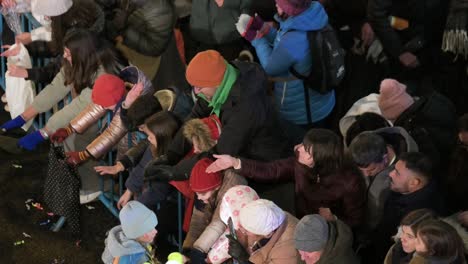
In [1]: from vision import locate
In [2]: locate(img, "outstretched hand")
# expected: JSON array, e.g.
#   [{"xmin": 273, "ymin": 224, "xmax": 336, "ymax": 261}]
[
  {"xmin": 94, "ymin": 162, "xmax": 124, "ymax": 176},
  {"xmin": 1, "ymin": 0, "xmax": 17, "ymax": 9},
  {"xmin": 1, "ymin": 39, "xmax": 20, "ymax": 57},
  {"xmin": 123, "ymin": 82, "xmax": 143, "ymax": 108},
  {"xmin": 7, "ymin": 64, "xmax": 28, "ymax": 78},
  {"xmin": 65, "ymin": 151, "xmax": 89, "ymax": 166},
  {"xmin": 205, "ymin": 154, "xmax": 238, "ymax": 173}
]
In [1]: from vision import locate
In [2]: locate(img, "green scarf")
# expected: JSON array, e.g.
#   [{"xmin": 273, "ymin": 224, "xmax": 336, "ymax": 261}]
[{"xmin": 198, "ymin": 61, "xmax": 239, "ymax": 117}]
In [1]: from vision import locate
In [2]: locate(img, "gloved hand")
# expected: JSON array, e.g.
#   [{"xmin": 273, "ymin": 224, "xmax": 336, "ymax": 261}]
[
  {"xmin": 66, "ymin": 150, "xmax": 90, "ymax": 166},
  {"xmin": 144, "ymin": 164, "xmax": 177, "ymax": 182},
  {"xmin": 0, "ymin": 115, "xmax": 26, "ymax": 132},
  {"xmin": 190, "ymin": 248, "xmax": 207, "ymax": 263},
  {"xmin": 236, "ymin": 14, "xmax": 265, "ymax": 42},
  {"xmin": 144, "ymin": 157, "xmax": 192, "ymax": 182},
  {"xmin": 50, "ymin": 126, "xmax": 73, "ymax": 143},
  {"xmin": 227, "ymin": 234, "xmax": 250, "ymax": 262},
  {"xmin": 18, "ymin": 130, "xmax": 46, "ymax": 151}
]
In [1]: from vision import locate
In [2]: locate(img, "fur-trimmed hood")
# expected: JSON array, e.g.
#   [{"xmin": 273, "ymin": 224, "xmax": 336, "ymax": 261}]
[{"xmin": 183, "ymin": 115, "xmax": 221, "ymax": 152}]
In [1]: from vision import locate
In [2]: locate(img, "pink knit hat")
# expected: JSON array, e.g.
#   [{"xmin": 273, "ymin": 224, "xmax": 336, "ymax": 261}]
[
  {"xmin": 378, "ymin": 79, "xmax": 414, "ymax": 120},
  {"xmin": 276, "ymin": 0, "xmax": 312, "ymax": 16}
]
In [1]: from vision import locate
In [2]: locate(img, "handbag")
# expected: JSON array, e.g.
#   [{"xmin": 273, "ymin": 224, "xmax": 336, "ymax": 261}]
[{"xmin": 43, "ymin": 144, "xmax": 81, "ymax": 234}]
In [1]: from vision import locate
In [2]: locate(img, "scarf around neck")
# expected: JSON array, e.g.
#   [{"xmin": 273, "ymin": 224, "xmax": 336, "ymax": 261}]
[{"xmin": 198, "ymin": 61, "xmax": 239, "ymax": 117}]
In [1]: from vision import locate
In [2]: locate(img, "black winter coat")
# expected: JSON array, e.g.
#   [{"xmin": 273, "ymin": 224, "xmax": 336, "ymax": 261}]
[
  {"xmin": 169, "ymin": 61, "xmax": 291, "ymax": 163},
  {"xmin": 394, "ymin": 91, "xmax": 457, "ymax": 171},
  {"xmin": 373, "ymin": 180, "xmax": 445, "ymax": 263},
  {"xmin": 122, "ymin": 0, "xmax": 175, "ymax": 57},
  {"xmin": 367, "ymin": 0, "xmax": 445, "ymax": 59}
]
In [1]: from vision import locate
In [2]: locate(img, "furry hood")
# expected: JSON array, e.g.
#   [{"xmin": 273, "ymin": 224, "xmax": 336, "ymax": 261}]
[{"xmin": 183, "ymin": 116, "xmax": 221, "ymax": 152}]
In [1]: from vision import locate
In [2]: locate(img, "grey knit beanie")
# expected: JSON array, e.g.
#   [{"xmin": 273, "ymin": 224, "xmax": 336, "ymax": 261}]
[{"xmin": 294, "ymin": 214, "xmax": 329, "ymax": 252}]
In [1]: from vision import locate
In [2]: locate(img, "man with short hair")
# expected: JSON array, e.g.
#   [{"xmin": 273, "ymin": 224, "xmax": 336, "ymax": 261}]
[
  {"xmin": 349, "ymin": 126, "xmax": 418, "ymax": 230},
  {"xmin": 372, "ymin": 151, "xmax": 445, "ymax": 262},
  {"xmin": 294, "ymin": 214, "xmax": 359, "ymax": 264},
  {"xmin": 145, "ymin": 50, "xmax": 291, "ymax": 179}
]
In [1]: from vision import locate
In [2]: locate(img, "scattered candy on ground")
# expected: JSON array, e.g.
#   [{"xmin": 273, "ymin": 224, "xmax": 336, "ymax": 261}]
[{"xmin": 14, "ymin": 240, "xmax": 25, "ymax": 246}]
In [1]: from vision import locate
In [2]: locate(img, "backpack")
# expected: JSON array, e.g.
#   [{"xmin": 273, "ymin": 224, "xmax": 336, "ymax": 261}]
[{"xmin": 289, "ymin": 24, "xmax": 346, "ymax": 94}]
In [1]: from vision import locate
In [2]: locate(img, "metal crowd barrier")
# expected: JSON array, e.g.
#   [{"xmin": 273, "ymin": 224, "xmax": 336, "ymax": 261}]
[{"xmin": 1, "ymin": 13, "xmax": 184, "ymax": 250}]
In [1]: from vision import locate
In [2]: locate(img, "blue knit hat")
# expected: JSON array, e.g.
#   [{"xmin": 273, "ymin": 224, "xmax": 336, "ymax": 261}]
[{"xmin": 120, "ymin": 201, "xmax": 158, "ymax": 239}]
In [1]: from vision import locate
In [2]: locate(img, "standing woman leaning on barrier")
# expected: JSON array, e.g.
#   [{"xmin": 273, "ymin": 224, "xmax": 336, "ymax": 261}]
[
  {"xmin": 1, "ymin": 0, "xmax": 107, "ymax": 85},
  {"xmin": 0, "ymin": 28, "xmax": 122, "ymax": 151}
]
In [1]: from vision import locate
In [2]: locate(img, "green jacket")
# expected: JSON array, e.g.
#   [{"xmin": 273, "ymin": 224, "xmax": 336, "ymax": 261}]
[
  {"xmin": 31, "ymin": 67, "xmax": 106, "ymax": 133},
  {"xmin": 317, "ymin": 219, "xmax": 360, "ymax": 264},
  {"xmin": 189, "ymin": 0, "xmax": 252, "ymax": 44}
]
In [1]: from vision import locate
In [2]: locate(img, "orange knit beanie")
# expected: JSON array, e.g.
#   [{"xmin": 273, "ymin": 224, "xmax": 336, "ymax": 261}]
[{"xmin": 186, "ymin": 50, "xmax": 227, "ymax": 87}]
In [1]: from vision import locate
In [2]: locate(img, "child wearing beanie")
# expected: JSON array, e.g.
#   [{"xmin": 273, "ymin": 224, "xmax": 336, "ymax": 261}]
[
  {"xmin": 102, "ymin": 201, "xmax": 159, "ymax": 264},
  {"xmin": 184, "ymin": 158, "xmax": 247, "ymax": 263}
]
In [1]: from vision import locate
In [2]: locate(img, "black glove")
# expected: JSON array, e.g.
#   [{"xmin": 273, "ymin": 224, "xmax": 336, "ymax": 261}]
[
  {"xmin": 194, "ymin": 198, "xmax": 206, "ymax": 211},
  {"xmin": 144, "ymin": 164, "xmax": 175, "ymax": 182},
  {"xmin": 226, "ymin": 234, "xmax": 250, "ymax": 262},
  {"xmin": 189, "ymin": 248, "xmax": 207, "ymax": 264}
]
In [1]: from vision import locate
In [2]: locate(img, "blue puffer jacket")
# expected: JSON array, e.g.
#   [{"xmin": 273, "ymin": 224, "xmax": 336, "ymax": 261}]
[{"xmin": 252, "ymin": 2, "xmax": 335, "ymax": 125}]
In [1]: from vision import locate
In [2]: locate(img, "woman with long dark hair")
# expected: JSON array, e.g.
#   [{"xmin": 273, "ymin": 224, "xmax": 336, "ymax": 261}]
[
  {"xmin": 2, "ymin": 0, "xmax": 106, "ymax": 84},
  {"xmin": 0, "ymin": 28, "xmax": 121, "ymax": 149},
  {"xmin": 207, "ymin": 128, "xmax": 366, "ymax": 228},
  {"xmin": 94, "ymin": 111, "xmax": 181, "ymax": 210}
]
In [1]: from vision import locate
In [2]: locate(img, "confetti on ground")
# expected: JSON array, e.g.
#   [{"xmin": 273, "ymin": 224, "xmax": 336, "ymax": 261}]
[
  {"xmin": 25, "ymin": 204, "xmax": 30, "ymax": 211},
  {"xmin": 47, "ymin": 212, "xmax": 54, "ymax": 216},
  {"xmin": 85, "ymin": 205, "xmax": 95, "ymax": 210},
  {"xmin": 13, "ymin": 240, "xmax": 25, "ymax": 246},
  {"xmin": 75, "ymin": 240, "xmax": 81, "ymax": 247},
  {"xmin": 12, "ymin": 164, "xmax": 22, "ymax": 168},
  {"xmin": 25, "ymin": 199, "xmax": 34, "ymax": 204},
  {"xmin": 32, "ymin": 202, "xmax": 44, "ymax": 210},
  {"xmin": 39, "ymin": 220, "xmax": 51, "ymax": 226},
  {"xmin": 22, "ymin": 232, "xmax": 32, "ymax": 238},
  {"xmin": 51, "ymin": 258, "xmax": 65, "ymax": 264}
]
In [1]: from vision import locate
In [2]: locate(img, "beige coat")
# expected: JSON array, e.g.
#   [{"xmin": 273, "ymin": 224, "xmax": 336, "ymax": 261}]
[{"xmin": 249, "ymin": 213, "xmax": 301, "ymax": 264}]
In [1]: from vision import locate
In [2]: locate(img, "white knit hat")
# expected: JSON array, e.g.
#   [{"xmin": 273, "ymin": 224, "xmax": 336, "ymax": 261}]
[
  {"xmin": 120, "ymin": 201, "xmax": 158, "ymax": 239},
  {"xmin": 239, "ymin": 199, "xmax": 286, "ymax": 236},
  {"xmin": 31, "ymin": 0, "xmax": 73, "ymax": 17}
]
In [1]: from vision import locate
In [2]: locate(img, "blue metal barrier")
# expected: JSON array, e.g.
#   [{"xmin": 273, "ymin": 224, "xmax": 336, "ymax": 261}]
[
  {"xmin": 2, "ymin": 13, "xmax": 184, "ymax": 247},
  {"xmin": 98, "ymin": 112, "xmax": 122, "ymax": 218}
]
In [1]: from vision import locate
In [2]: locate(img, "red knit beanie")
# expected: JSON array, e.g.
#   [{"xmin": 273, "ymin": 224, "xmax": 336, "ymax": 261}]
[
  {"xmin": 190, "ymin": 158, "xmax": 222, "ymax": 192},
  {"xmin": 186, "ymin": 50, "xmax": 227, "ymax": 88},
  {"xmin": 201, "ymin": 115, "xmax": 222, "ymax": 141},
  {"xmin": 276, "ymin": 0, "xmax": 312, "ymax": 16},
  {"xmin": 92, "ymin": 74, "xmax": 126, "ymax": 107}
]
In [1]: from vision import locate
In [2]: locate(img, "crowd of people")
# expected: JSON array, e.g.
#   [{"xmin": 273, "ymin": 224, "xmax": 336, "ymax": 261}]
[{"xmin": 0, "ymin": 0, "xmax": 467, "ymax": 263}]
